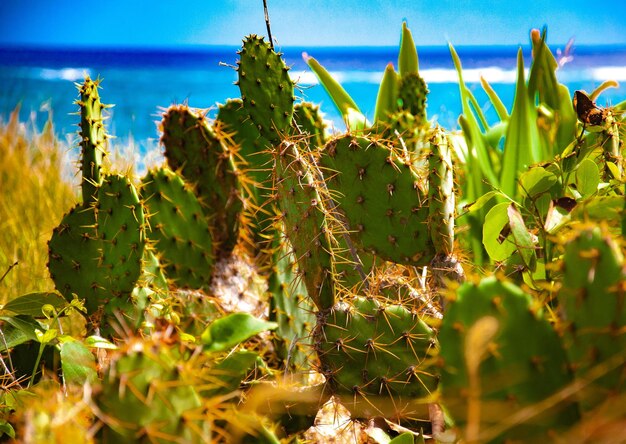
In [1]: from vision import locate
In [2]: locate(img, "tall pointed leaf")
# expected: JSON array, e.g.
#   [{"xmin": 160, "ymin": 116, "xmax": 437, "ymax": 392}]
[
  {"xmin": 398, "ymin": 21, "xmax": 418, "ymax": 76},
  {"xmin": 374, "ymin": 63, "xmax": 399, "ymax": 123}
]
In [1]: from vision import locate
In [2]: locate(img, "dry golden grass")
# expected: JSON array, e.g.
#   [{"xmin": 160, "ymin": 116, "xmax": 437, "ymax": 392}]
[{"xmin": 0, "ymin": 107, "xmax": 77, "ymax": 303}]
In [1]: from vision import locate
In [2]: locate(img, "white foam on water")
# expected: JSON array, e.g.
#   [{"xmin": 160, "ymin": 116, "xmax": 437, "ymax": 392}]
[
  {"xmin": 39, "ymin": 67, "xmax": 91, "ymax": 81},
  {"xmin": 294, "ymin": 66, "xmax": 626, "ymax": 85}
]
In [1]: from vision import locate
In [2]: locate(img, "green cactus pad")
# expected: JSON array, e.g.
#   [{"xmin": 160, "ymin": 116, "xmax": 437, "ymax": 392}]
[
  {"xmin": 398, "ymin": 72, "xmax": 428, "ymax": 123},
  {"xmin": 273, "ymin": 140, "xmax": 336, "ymax": 311},
  {"xmin": 141, "ymin": 167, "xmax": 214, "ymax": 289},
  {"xmin": 314, "ymin": 296, "xmax": 438, "ymax": 420},
  {"xmin": 559, "ymin": 225, "xmax": 626, "ymax": 410},
  {"xmin": 268, "ymin": 231, "xmax": 315, "ymax": 372},
  {"xmin": 77, "ymin": 76, "xmax": 108, "ymax": 203},
  {"xmin": 293, "ymin": 101, "xmax": 327, "ymax": 147},
  {"xmin": 237, "ymin": 34, "xmax": 295, "ymax": 146},
  {"xmin": 438, "ymin": 277, "xmax": 579, "ymax": 441},
  {"xmin": 161, "ymin": 104, "xmax": 241, "ymax": 255},
  {"xmin": 48, "ymin": 175, "xmax": 145, "ymax": 314},
  {"xmin": 97, "ymin": 337, "xmax": 204, "ymax": 443},
  {"xmin": 428, "ymin": 127, "xmax": 455, "ymax": 256},
  {"xmin": 319, "ymin": 135, "xmax": 435, "ymax": 265}
]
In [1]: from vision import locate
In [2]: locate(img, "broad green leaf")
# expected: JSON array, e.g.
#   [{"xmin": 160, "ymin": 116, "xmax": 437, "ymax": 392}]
[
  {"xmin": 501, "ymin": 48, "xmax": 541, "ymax": 198},
  {"xmin": 518, "ymin": 167, "xmax": 557, "ymax": 198},
  {"xmin": 202, "ymin": 313, "xmax": 278, "ymax": 353},
  {"xmin": 576, "ymin": 158, "xmax": 600, "ymax": 197},
  {"xmin": 374, "ymin": 63, "xmax": 399, "ymax": 123},
  {"xmin": 398, "ymin": 21, "xmax": 418, "ymax": 76},
  {"xmin": 572, "ymin": 195, "xmax": 624, "ymax": 222},
  {"xmin": 60, "ymin": 340, "xmax": 97, "ymax": 385},
  {"xmin": 2, "ymin": 292, "xmax": 66, "ymax": 317},
  {"xmin": 507, "ymin": 203, "xmax": 537, "ymax": 271},
  {"xmin": 390, "ymin": 432, "xmax": 415, "ymax": 444},
  {"xmin": 481, "ymin": 76, "xmax": 509, "ymax": 121},
  {"xmin": 483, "ymin": 202, "xmax": 517, "ymax": 261},
  {"xmin": 303, "ymin": 53, "xmax": 368, "ymax": 130},
  {"xmin": 0, "ymin": 315, "xmax": 40, "ymax": 351}
]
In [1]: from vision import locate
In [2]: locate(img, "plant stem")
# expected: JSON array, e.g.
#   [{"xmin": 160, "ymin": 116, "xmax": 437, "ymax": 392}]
[{"xmin": 263, "ymin": 0, "xmax": 274, "ymax": 50}]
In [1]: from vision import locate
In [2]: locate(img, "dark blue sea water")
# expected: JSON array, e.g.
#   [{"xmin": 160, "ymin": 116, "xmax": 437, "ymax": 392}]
[{"xmin": 1, "ymin": 44, "xmax": 625, "ymax": 155}]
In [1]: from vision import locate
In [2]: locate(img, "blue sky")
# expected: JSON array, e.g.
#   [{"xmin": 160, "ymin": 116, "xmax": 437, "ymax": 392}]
[{"xmin": 1, "ymin": 0, "xmax": 625, "ymax": 47}]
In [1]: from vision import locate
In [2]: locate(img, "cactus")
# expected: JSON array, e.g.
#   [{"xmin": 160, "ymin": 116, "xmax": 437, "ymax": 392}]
[
  {"xmin": 314, "ymin": 294, "xmax": 438, "ymax": 421},
  {"xmin": 267, "ymin": 230, "xmax": 315, "ymax": 372},
  {"xmin": 398, "ymin": 72, "xmax": 429, "ymax": 124},
  {"xmin": 558, "ymin": 224, "xmax": 626, "ymax": 411},
  {"xmin": 161, "ymin": 105, "xmax": 241, "ymax": 255},
  {"xmin": 293, "ymin": 101, "xmax": 327, "ymax": 147},
  {"xmin": 273, "ymin": 139, "xmax": 337, "ymax": 311},
  {"xmin": 48, "ymin": 174, "xmax": 145, "ymax": 316},
  {"xmin": 319, "ymin": 134, "xmax": 436, "ymax": 266},
  {"xmin": 141, "ymin": 167, "xmax": 214, "ymax": 289},
  {"xmin": 77, "ymin": 76, "xmax": 108, "ymax": 203},
  {"xmin": 438, "ymin": 277, "xmax": 579, "ymax": 442},
  {"xmin": 237, "ymin": 34, "xmax": 295, "ymax": 147}
]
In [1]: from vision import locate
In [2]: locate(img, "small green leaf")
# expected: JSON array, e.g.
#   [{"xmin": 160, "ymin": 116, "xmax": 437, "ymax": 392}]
[
  {"xmin": 60, "ymin": 341, "xmax": 97, "ymax": 385},
  {"xmin": 507, "ymin": 203, "xmax": 537, "ymax": 271},
  {"xmin": 0, "ymin": 315, "xmax": 40, "ymax": 351},
  {"xmin": 204, "ymin": 350, "xmax": 261, "ymax": 397},
  {"xmin": 0, "ymin": 420, "xmax": 15, "ymax": 439},
  {"xmin": 202, "ymin": 313, "xmax": 278, "ymax": 353},
  {"xmin": 390, "ymin": 432, "xmax": 415, "ymax": 444},
  {"xmin": 1, "ymin": 292, "xmax": 66, "ymax": 317},
  {"xmin": 518, "ymin": 167, "xmax": 557, "ymax": 198},
  {"xmin": 84, "ymin": 335, "xmax": 118, "ymax": 350},
  {"xmin": 576, "ymin": 158, "xmax": 600, "ymax": 197},
  {"xmin": 463, "ymin": 190, "xmax": 503, "ymax": 213},
  {"xmin": 483, "ymin": 202, "xmax": 517, "ymax": 261}
]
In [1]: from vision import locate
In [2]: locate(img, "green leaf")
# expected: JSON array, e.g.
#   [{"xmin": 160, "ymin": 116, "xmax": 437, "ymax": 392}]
[
  {"xmin": 0, "ymin": 315, "xmax": 40, "ymax": 352},
  {"xmin": 481, "ymin": 76, "xmax": 509, "ymax": 121},
  {"xmin": 501, "ymin": 48, "xmax": 542, "ymax": 197},
  {"xmin": 463, "ymin": 190, "xmax": 504, "ymax": 213},
  {"xmin": 0, "ymin": 420, "xmax": 15, "ymax": 439},
  {"xmin": 518, "ymin": 167, "xmax": 557, "ymax": 198},
  {"xmin": 374, "ymin": 63, "xmax": 399, "ymax": 123},
  {"xmin": 390, "ymin": 432, "xmax": 415, "ymax": 444},
  {"xmin": 483, "ymin": 202, "xmax": 517, "ymax": 261},
  {"xmin": 1, "ymin": 292, "xmax": 66, "ymax": 317},
  {"xmin": 60, "ymin": 340, "xmax": 97, "ymax": 385},
  {"xmin": 202, "ymin": 313, "xmax": 278, "ymax": 353},
  {"xmin": 507, "ymin": 203, "xmax": 537, "ymax": 271},
  {"xmin": 84, "ymin": 335, "xmax": 118, "ymax": 350},
  {"xmin": 398, "ymin": 21, "xmax": 418, "ymax": 76},
  {"xmin": 576, "ymin": 158, "xmax": 600, "ymax": 197},
  {"xmin": 303, "ymin": 53, "xmax": 368, "ymax": 130}
]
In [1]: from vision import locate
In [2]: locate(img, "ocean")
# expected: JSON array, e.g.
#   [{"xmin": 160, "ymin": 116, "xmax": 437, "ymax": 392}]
[{"xmin": 1, "ymin": 44, "xmax": 625, "ymax": 156}]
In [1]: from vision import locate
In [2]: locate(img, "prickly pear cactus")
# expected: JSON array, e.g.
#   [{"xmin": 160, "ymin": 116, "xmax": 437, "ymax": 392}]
[
  {"xmin": 428, "ymin": 127, "xmax": 455, "ymax": 256},
  {"xmin": 273, "ymin": 140, "xmax": 336, "ymax": 311},
  {"xmin": 77, "ymin": 76, "xmax": 108, "ymax": 203},
  {"xmin": 438, "ymin": 277, "xmax": 579, "ymax": 442},
  {"xmin": 96, "ymin": 336, "xmax": 206, "ymax": 443},
  {"xmin": 141, "ymin": 167, "xmax": 214, "ymax": 289},
  {"xmin": 48, "ymin": 175, "xmax": 145, "ymax": 315},
  {"xmin": 558, "ymin": 224, "xmax": 626, "ymax": 411},
  {"xmin": 161, "ymin": 105, "xmax": 241, "ymax": 255},
  {"xmin": 237, "ymin": 34, "xmax": 295, "ymax": 146},
  {"xmin": 267, "ymin": 230, "xmax": 315, "ymax": 372},
  {"xmin": 398, "ymin": 72, "xmax": 428, "ymax": 124},
  {"xmin": 319, "ymin": 134, "xmax": 435, "ymax": 265},
  {"xmin": 314, "ymin": 295, "xmax": 438, "ymax": 421},
  {"xmin": 293, "ymin": 101, "xmax": 327, "ymax": 147}
]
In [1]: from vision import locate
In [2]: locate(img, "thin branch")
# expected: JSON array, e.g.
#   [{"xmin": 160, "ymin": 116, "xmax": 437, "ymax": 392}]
[{"xmin": 263, "ymin": 0, "xmax": 274, "ymax": 50}]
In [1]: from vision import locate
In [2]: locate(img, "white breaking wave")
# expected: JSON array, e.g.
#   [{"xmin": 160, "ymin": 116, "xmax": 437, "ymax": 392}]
[
  {"xmin": 294, "ymin": 66, "xmax": 626, "ymax": 85},
  {"xmin": 38, "ymin": 67, "xmax": 91, "ymax": 81}
]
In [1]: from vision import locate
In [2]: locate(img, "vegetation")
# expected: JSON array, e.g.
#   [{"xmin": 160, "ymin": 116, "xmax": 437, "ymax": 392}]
[{"xmin": 0, "ymin": 18, "xmax": 624, "ymax": 444}]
